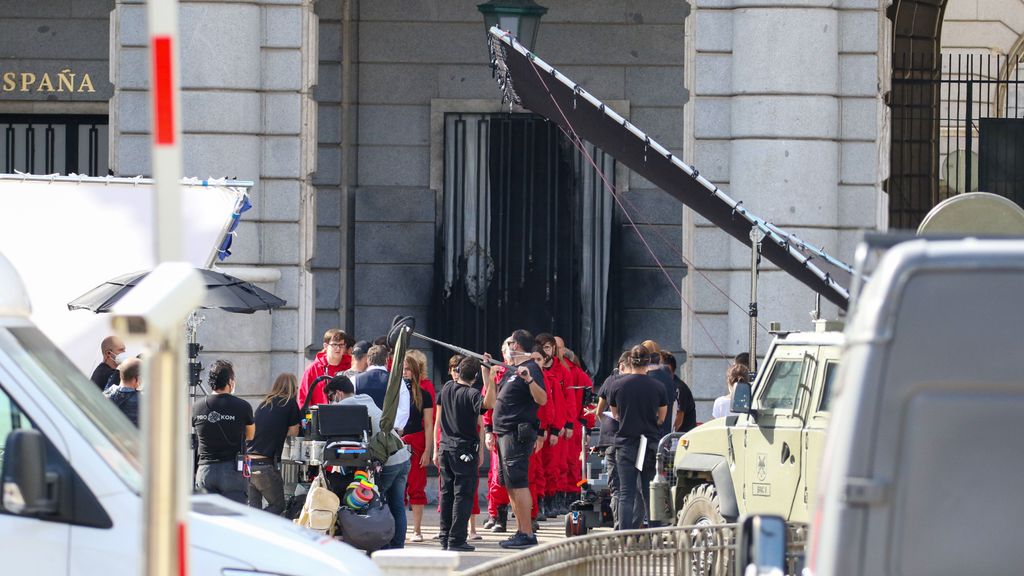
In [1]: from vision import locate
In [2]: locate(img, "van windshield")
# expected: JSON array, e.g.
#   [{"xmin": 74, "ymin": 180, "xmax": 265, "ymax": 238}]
[{"xmin": 1, "ymin": 326, "xmax": 141, "ymax": 492}]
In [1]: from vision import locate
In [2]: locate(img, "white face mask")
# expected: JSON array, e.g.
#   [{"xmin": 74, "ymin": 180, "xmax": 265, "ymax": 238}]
[{"xmin": 114, "ymin": 352, "xmax": 130, "ymax": 364}]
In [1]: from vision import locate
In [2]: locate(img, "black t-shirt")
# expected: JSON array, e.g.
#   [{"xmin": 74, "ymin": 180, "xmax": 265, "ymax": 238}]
[
  {"xmin": 647, "ymin": 367, "xmax": 677, "ymax": 438},
  {"xmin": 675, "ymin": 376, "xmax": 697, "ymax": 433},
  {"xmin": 247, "ymin": 398, "xmax": 301, "ymax": 460},
  {"xmin": 438, "ymin": 381, "xmax": 484, "ymax": 450},
  {"xmin": 404, "ymin": 379, "xmax": 435, "ymax": 435},
  {"xmin": 492, "ymin": 360, "xmax": 546, "ymax": 436},
  {"xmin": 192, "ymin": 393, "xmax": 254, "ymax": 464},
  {"xmin": 606, "ymin": 373, "xmax": 668, "ymax": 447},
  {"xmin": 90, "ymin": 363, "xmax": 115, "ymax": 392},
  {"xmin": 597, "ymin": 374, "xmax": 622, "ymax": 447}
]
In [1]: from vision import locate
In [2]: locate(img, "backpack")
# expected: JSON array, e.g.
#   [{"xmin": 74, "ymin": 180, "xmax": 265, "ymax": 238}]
[{"xmin": 294, "ymin": 472, "xmax": 339, "ymax": 535}]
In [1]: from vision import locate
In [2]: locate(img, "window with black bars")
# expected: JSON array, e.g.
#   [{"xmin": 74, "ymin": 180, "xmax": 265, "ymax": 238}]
[{"xmin": 0, "ymin": 114, "xmax": 108, "ymax": 177}]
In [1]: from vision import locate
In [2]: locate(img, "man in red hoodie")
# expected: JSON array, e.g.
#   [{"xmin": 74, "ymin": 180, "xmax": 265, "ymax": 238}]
[{"xmin": 297, "ymin": 328, "xmax": 353, "ymax": 408}]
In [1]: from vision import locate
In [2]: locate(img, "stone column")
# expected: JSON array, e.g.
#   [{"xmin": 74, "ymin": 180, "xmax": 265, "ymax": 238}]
[{"xmin": 109, "ymin": 0, "xmax": 318, "ymax": 403}]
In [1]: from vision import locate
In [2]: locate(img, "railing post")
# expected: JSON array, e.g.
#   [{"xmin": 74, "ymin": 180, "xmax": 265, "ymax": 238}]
[{"xmin": 372, "ymin": 549, "xmax": 460, "ymax": 576}]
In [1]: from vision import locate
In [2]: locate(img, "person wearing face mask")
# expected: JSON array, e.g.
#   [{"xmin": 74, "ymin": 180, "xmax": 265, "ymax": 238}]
[
  {"xmin": 191, "ymin": 360, "xmax": 255, "ymax": 504},
  {"xmin": 90, "ymin": 335, "xmax": 126, "ymax": 391}
]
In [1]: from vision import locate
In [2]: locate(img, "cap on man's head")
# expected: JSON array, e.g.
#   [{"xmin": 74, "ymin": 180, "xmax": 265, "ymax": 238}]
[{"xmin": 351, "ymin": 340, "xmax": 371, "ymax": 358}]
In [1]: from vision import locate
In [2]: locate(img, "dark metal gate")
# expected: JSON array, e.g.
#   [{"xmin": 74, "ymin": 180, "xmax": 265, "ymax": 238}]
[
  {"xmin": 0, "ymin": 114, "xmax": 109, "ymax": 176},
  {"xmin": 889, "ymin": 53, "xmax": 1024, "ymax": 228},
  {"xmin": 436, "ymin": 112, "xmax": 617, "ymax": 376}
]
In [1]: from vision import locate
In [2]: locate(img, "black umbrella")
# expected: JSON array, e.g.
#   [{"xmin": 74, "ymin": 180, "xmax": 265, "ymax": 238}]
[{"xmin": 68, "ymin": 268, "xmax": 286, "ymax": 314}]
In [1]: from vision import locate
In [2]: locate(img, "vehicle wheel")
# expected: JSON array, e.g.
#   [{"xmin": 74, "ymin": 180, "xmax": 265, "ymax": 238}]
[
  {"xmin": 677, "ymin": 482, "xmax": 726, "ymax": 527},
  {"xmin": 677, "ymin": 483, "xmax": 728, "ymax": 576},
  {"xmin": 565, "ymin": 511, "xmax": 587, "ymax": 537}
]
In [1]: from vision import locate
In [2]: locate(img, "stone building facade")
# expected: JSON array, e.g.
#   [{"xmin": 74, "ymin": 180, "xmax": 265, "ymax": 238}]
[{"xmin": 3, "ymin": 0, "xmax": 1015, "ymax": 416}]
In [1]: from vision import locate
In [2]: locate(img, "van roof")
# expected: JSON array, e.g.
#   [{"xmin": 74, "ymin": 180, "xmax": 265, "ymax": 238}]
[
  {"xmin": 0, "ymin": 252, "xmax": 31, "ymax": 317},
  {"xmin": 777, "ymin": 330, "xmax": 845, "ymax": 347}
]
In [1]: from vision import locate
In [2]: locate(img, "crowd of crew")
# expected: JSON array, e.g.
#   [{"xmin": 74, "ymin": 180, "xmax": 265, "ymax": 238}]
[{"xmin": 89, "ymin": 323, "xmax": 750, "ymax": 553}]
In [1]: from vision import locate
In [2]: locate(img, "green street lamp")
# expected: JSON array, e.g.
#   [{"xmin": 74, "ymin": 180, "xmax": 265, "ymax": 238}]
[{"xmin": 478, "ymin": 0, "xmax": 548, "ymax": 52}]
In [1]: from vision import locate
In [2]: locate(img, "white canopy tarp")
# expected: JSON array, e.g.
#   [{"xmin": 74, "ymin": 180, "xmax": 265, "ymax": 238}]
[{"xmin": 0, "ymin": 175, "xmax": 250, "ymax": 375}]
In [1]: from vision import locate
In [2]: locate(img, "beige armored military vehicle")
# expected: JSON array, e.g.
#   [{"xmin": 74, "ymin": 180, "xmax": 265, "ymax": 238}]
[{"xmin": 649, "ymin": 319, "xmax": 843, "ymax": 527}]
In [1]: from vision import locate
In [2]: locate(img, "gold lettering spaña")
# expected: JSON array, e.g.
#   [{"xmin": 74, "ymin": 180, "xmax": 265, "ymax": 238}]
[{"xmin": 1, "ymin": 68, "xmax": 96, "ymax": 93}]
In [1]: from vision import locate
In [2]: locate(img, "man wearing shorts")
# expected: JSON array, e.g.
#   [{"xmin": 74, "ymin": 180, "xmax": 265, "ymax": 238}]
[{"xmin": 492, "ymin": 329, "xmax": 548, "ymax": 549}]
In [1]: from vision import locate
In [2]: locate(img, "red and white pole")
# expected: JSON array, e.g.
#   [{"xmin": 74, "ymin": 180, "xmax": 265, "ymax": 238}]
[{"xmin": 144, "ymin": 2, "xmax": 189, "ymax": 576}]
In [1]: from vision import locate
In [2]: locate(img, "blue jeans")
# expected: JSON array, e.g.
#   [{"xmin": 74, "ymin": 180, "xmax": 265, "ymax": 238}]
[
  {"xmin": 195, "ymin": 460, "xmax": 248, "ymax": 505},
  {"xmin": 615, "ymin": 438, "xmax": 656, "ymax": 530},
  {"xmin": 376, "ymin": 459, "xmax": 411, "ymax": 548}
]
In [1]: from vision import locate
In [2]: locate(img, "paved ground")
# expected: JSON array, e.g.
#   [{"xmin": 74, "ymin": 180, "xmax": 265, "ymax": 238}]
[{"xmin": 402, "ymin": 481, "xmax": 608, "ymax": 570}]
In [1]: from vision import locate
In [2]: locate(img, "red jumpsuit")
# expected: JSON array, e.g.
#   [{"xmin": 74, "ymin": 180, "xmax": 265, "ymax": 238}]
[
  {"xmin": 561, "ymin": 360, "xmax": 593, "ymax": 493},
  {"xmin": 484, "ymin": 367, "xmax": 510, "ymax": 518},
  {"xmin": 539, "ymin": 361, "xmax": 572, "ymax": 499}
]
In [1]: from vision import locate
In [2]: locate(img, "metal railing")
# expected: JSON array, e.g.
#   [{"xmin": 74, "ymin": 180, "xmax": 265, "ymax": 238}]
[{"xmin": 460, "ymin": 523, "xmax": 808, "ymax": 576}]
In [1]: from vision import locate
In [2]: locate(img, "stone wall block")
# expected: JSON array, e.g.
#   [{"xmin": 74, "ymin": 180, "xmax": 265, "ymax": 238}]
[
  {"xmin": 729, "ymin": 139, "xmax": 839, "ymax": 226},
  {"xmin": 619, "ymin": 224, "xmax": 683, "ymax": 267},
  {"xmin": 180, "ymin": 4, "xmax": 261, "ymax": 90},
  {"xmin": 357, "ymin": 105, "xmax": 431, "ymax": 146},
  {"xmin": 730, "ymin": 95, "xmax": 839, "ymax": 139},
  {"xmin": 260, "ymin": 179, "xmax": 301, "ymax": 222},
  {"xmin": 839, "ymin": 54, "xmax": 878, "ymax": 97},
  {"xmin": 837, "ymin": 184, "xmax": 880, "ymax": 228},
  {"xmin": 359, "ymin": 63, "xmax": 438, "ymax": 104},
  {"xmin": 682, "ymin": 313, "xmax": 730, "ymax": 357},
  {"xmin": 357, "ymin": 146, "xmax": 430, "ymax": 187},
  {"xmin": 632, "ymin": 107, "xmax": 686, "ymax": 149},
  {"xmin": 264, "ymin": 5, "xmax": 304, "ymax": 49},
  {"xmin": 617, "ymin": 189, "xmax": 684, "ymax": 226},
  {"xmin": 271, "ymin": 308, "xmax": 300, "ymax": 350},
  {"xmin": 694, "ymin": 97, "xmax": 732, "ymax": 139},
  {"xmin": 354, "ymin": 222, "xmax": 435, "ymax": 264},
  {"xmin": 840, "ymin": 141, "xmax": 879, "ymax": 185},
  {"xmin": 268, "ymin": 265, "xmax": 301, "ymax": 310},
  {"xmin": 196, "ymin": 308, "xmax": 273, "ymax": 351},
  {"xmin": 621, "ymin": 309, "xmax": 683, "ymax": 351},
  {"xmin": 691, "ymin": 227, "xmax": 732, "ymax": 270},
  {"xmin": 625, "ymin": 66, "xmax": 686, "ymax": 107},
  {"xmin": 839, "ymin": 10, "xmax": 879, "ymax": 53},
  {"xmin": 115, "ymin": 47, "xmax": 149, "ymax": 90},
  {"xmin": 840, "ymin": 97, "xmax": 879, "ymax": 141},
  {"xmin": 117, "ymin": 3, "xmax": 147, "ymax": 46},
  {"xmin": 354, "ymin": 187, "xmax": 435, "ymax": 223},
  {"xmin": 196, "ymin": 350, "xmax": 271, "ymax": 400},
  {"xmin": 263, "ymin": 222, "xmax": 302, "ymax": 264},
  {"xmin": 359, "ymin": 22, "xmax": 482, "ymax": 64},
  {"xmin": 311, "ymin": 227, "xmax": 341, "ymax": 268},
  {"xmin": 224, "ymin": 221, "xmax": 260, "ymax": 265},
  {"xmin": 695, "ymin": 53, "xmax": 733, "ymax": 96},
  {"xmin": 262, "ymin": 137, "xmax": 302, "ymax": 178},
  {"xmin": 693, "ymin": 140, "xmax": 731, "ymax": 183},
  {"xmin": 534, "ymin": 23, "xmax": 685, "ymax": 66},
  {"xmin": 696, "ymin": 10, "xmax": 734, "ymax": 52},
  {"xmin": 116, "ymin": 90, "xmax": 149, "ymax": 133},
  {"xmin": 264, "ymin": 93, "xmax": 303, "ymax": 135},
  {"xmin": 314, "ymin": 147, "xmax": 341, "ymax": 186},
  {"xmin": 315, "ymin": 62, "xmax": 341, "ymax": 102},
  {"xmin": 262, "ymin": 49, "xmax": 304, "ymax": 91},
  {"xmin": 354, "ymin": 264, "xmax": 434, "ymax": 306},
  {"xmin": 315, "ymin": 269, "xmax": 341, "ymax": 309},
  {"xmin": 318, "ymin": 103, "xmax": 341, "ymax": 144},
  {"xmin": 732, "ymin": 8, "xmax": 838, "ymax": 95},
  {"xmin": 692, "ymin": 270, "xmax": 732, "ymax": 314},
  {"xmin": 182, "ymin": 134, "xmax": 261, "ymax": 179},
  {"xmin": 183, "ymin": 91, "xmax": 262, "ymax": 134},
  {"xmin": 315, "ymin": 187, "xmax": 342, "ymax": 226}
]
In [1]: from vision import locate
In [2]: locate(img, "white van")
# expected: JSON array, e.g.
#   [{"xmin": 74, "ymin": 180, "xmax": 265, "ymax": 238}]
[
  {"xmin": 0, "ymin": 253, "xmax": 378, "ymax": 575},
  {"xmin": 739, "ymin": 236, "xmax": 1024, "ymax": 575}
]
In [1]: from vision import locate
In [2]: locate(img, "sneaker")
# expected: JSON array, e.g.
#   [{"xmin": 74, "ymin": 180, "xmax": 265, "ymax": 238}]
[
  {"xmin": 483, "ymin": 516, "xmax": 497, "ymax": 530},
  {"xmin": 469, "ymin": 532, "xmax": 483, "ymax": 540},
  {"xmin": 410, "ymin": 533, "xmax": 424, "ymax": 543},
  {"xmin": 499, "ymin": 531, "xmax": 539, "ymax": 549},
  {"xmin": 489, "ymin": 521, "xmax": 507, "ymax": 533},
  {"xmin": 448, "ymin": 541, "xmax": 476, "ymax": 552}
]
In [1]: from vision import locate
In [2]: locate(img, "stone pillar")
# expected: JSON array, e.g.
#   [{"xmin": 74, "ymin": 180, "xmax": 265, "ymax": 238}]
[
  {"xmin": 109, "ymin": 0, "xmax": 319, "ymax": 403},
  {"xmin": 686, "ymin": 0, "xmax": 884, "ymax": 417}
]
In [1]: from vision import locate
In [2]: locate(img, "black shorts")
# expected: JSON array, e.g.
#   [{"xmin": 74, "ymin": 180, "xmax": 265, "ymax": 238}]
[{"xmin": 496, "ymin": 428, "xmax": 536, "ymax": 490}]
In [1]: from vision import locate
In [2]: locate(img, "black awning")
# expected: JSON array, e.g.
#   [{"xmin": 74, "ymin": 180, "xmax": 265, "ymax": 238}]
[{"xmin": 488, "ymin": 29, "xmax": 851, "ymax": 309}]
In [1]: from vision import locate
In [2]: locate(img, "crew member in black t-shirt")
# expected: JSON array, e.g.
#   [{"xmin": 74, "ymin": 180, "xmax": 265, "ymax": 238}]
[
  {"xmin": 592, "ymin": 350, "xmax": 630, "ymax": 528},
  {"xmin": 432, "ymin": 356, "xmax": 497, "ymax": 551},
  {"xmin": 607, "ymin": 345, "xmax": 668, "ymax": 530},
  {"xmin": 664, "ymin": 352, "xmax": 697, "ymax": 433},
  {"xmin": 192, "ymin": 360, "xmax": 255, "ymax": 504},
  {"xmin": 492, "ymin": 329, "xmax": 548, "ymax": 549},
  {"xmin": 247, "ymin": 372, "xmax": 301, "ymax": 514}
]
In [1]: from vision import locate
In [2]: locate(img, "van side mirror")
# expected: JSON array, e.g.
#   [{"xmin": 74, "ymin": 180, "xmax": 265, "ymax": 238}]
[
  {"xmin": 737, "ymin": 514, "xmax": 788, "ymax": 575},
  {"xmin": 731, "ymin": 381, "xmax": 753, "ymax": 414},
  {"xmin": 2, "ymin": 429, "xmax": 58, "ymax": 515}
]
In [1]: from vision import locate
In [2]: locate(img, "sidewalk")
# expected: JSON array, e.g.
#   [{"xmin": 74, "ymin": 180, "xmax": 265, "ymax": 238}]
[{"xmin": 402, "ymin": 481, "xmax": 601, "ymax": 571}]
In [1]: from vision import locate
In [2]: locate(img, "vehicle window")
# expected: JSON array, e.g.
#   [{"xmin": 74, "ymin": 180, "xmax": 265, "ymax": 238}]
[
  {"xmin": 0, "ymin": 327, "xmax": 141, "ymax": 492},
  {"xmin": 0, "ymin": 384, "xmax": 34, "ymax": 475},
  {"xmin": 759, "ymin": 359, "xmax": 803, "ymax": 410},
  {"xmin": 819, "ymin": 362, "xmax": 839, "ymax": 412}
]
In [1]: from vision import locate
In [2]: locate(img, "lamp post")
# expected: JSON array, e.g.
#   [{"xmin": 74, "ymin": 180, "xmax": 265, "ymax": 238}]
[{"xmin": 478, "ymin": 0, "xmax": 548, "ymax": 51}]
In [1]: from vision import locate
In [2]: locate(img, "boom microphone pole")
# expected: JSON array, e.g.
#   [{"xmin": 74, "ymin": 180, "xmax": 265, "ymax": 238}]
[{"xmin": 387, "ymin": 315, "xmax": 515, "ymax": 371}]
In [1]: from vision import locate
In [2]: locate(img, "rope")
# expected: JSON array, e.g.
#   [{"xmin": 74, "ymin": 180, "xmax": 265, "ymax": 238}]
[{"xmin": 526, "ymin": 59, "xmax": 729, "ymax": 360}]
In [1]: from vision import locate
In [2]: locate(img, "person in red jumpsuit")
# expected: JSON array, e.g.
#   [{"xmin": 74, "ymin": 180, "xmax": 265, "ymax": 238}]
[
  {"xmin": 556, "ymin": 336, "xmax": 593, "ymax": 505},
  {"xmin": 483, "ymin": 344, "xmax": 511, "ymax": 532},
  {"xmin": 296, "ymin": 328, "xmax": 353, "ymax": 409},
  {"xmin": 535, "ymin": 333, "xmax": 572, "ymax": 518}
]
